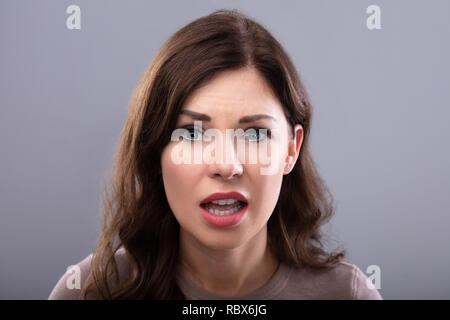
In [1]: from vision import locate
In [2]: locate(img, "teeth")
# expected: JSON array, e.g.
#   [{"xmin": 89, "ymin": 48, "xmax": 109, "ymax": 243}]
[
  {"xmin": 211, "ymin": 199, "xmax": 238, "ymax": 205},
  {"xmin": 204, "ymin": 203, "xmax": 244, "ymax": 216}
]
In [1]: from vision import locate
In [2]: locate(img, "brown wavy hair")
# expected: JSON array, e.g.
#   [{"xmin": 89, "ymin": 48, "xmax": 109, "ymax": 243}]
[{"xmin": 81, "ymin": 8, "xmax": 346, "ymax": 300}]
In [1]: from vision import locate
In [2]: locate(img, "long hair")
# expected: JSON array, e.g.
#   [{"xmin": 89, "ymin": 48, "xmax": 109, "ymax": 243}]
[{"xmin": 81, "ymin": 8, "xmax": 346, "ymax": 300}]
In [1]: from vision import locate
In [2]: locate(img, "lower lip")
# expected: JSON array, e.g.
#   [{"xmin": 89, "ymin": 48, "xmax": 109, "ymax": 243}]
[{"xmin": 200, "ymin": 203, "xmax": 248, "ymax": 228}]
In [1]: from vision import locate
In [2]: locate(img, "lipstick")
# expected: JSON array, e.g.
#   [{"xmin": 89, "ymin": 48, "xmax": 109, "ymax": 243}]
[
  {"xmin": 200, "ymin": 192, "xmax": 248, "ymax": 205},
  {"xmin": 199, "ymin": 192, "xmax": 248, "ymax": 228}
]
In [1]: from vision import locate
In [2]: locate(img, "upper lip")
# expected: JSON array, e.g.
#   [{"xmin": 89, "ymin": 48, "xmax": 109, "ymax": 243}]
[{"xmin": 200, "ymin": 192, "xmax": 249, "ymax": 205}]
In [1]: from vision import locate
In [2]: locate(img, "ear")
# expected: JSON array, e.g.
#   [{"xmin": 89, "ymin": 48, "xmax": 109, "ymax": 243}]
[{"xmin": 283, "ymin": 124, "xmax": 303, "ymax": 175}]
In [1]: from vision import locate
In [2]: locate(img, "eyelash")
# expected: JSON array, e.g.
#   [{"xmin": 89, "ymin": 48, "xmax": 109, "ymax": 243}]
[{"xmin": 178, "ymin": 125, "xmax": 272, "ymax": 142}]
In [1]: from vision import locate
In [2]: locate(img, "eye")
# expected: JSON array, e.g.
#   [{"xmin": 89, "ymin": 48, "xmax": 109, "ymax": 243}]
[
  {"xmin": 176, "ymin": 125, "xmax": 272, "ymax": 142},
  {"xmin": 244, "ymin": 127, "xmax": 272, "ymax": 142},
  {"xmin": 179, "ymin": 125, "xmax": 203, "ymax": 141}
]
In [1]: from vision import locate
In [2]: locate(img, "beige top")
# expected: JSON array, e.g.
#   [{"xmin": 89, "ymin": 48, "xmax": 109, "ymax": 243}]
[{"xmin": 48, "ymin": 247, "xmax": 382, "ymax": 300}]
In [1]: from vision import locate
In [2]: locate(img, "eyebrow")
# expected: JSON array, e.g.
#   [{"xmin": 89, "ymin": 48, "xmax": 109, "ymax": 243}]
[{"xmin": 179, "ymin": 109, "xmax": 277, "ymax": 123}]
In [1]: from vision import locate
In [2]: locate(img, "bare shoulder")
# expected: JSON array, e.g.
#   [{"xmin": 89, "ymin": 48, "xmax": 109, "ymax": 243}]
[{"xmin": 48, "ymin": 247, "xmax": 131, "ymax": 300}]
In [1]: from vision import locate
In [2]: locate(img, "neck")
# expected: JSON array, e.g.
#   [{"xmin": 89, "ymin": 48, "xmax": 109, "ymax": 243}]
[{"xmin": 178, "ymin": 226, "xmax": 279, "ymax": 296}]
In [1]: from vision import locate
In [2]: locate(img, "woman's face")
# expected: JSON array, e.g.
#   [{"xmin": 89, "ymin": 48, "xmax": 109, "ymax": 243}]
[{"xmin": 161, "ymin": 67, "xmax": 303, "ymax": 250}]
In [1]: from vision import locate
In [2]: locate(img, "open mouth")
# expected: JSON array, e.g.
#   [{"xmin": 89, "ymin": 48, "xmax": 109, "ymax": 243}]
[{"xmin": 200, "ymin": 200, "xmax": 248, "ymax": 216}]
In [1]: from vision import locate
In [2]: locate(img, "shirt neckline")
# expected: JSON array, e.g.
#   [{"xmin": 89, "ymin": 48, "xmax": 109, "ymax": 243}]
[{"xmin": 176, "ymin": 261, "xmax": 293, "ymax": 300}]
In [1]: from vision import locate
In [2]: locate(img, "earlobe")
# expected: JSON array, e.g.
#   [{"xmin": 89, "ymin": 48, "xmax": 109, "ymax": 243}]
[{"xmin": 283, "ymin": 156, "xmax": 294, "ymax": 174}]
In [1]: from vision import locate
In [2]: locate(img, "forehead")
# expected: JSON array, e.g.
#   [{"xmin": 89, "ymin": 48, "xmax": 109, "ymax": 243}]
[{"xmin": 181, "ymin": 68, "xmax": 284, "ymax": 118}]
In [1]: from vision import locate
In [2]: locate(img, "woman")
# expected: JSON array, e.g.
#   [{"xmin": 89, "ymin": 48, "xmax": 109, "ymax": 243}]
[{"xmin": 49, "ymin": 9, "xmax": 382, "ymax": 300}]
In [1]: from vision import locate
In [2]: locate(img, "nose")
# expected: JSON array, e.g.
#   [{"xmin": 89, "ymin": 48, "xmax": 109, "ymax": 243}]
[
  {"xmin": 207, "ymin": 135, "xmax": 244, "ymax": 180},
  {"xmin": 210, "ymin": 161, "xmax": 243, "ymax": 180}
]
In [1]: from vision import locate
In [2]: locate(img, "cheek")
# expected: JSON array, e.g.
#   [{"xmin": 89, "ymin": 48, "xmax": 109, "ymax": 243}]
[
  {"xmin": 247, "ymin": 166, "xmax": 284, "ymax": 221},
  {"xmin": 161, "ymin": 144, "xmax": 198, "ymax": 217},
  {"xmin": 247, "ymin": 137, "xmax": 287, "ymax": 220}
]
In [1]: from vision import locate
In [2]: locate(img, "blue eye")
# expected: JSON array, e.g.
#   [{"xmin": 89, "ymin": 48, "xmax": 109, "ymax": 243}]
[
  {"xmin": 177, "ymin": 125, "xmax": 272, "ymax": 142},
  {"xmin": 180, "ymin": 125, "xmax": 203, "ymax": 141},
  {"xmin": 244, "ymin": 127, "xmax": 271, "ymax": 142}
]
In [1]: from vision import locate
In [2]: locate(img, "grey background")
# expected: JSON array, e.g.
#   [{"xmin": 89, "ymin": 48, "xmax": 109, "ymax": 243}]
[{"xmin": 1, "ymin": 0, "xmax": 449, "ymax": 299}]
